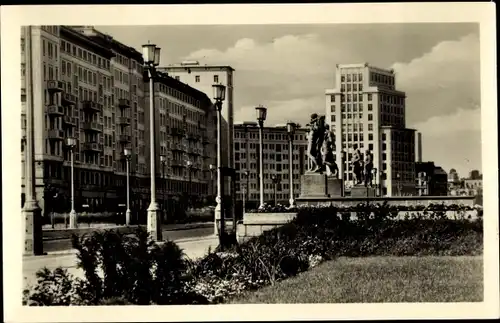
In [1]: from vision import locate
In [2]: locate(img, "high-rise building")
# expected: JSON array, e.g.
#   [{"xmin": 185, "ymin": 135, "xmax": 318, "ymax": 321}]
[
  {"xmin": 21, "ymin": 26, "xmax": 216, "ymax": 216},
  {"xmin": 325, "ymin": 63, "xmax": 416, "ymax": 196},
  {"xmin": 233, "ymin": 122, "xmax": 308, "ymax": 205},
  {"xmin": 415, "ymin": 132, "xmax": 423, "ymax": 162}
]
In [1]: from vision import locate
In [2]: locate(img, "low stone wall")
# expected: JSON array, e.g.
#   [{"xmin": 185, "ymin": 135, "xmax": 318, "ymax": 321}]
[
  {"xmin": 295, "ymin": 196, "xmax": 477, "ymax": 207},
  {"xmin": 236, "ymin": 213, "xmax": 297, "ymax": 243},
  {"xmin": 237, "ymin": 196, "xmax": 480, "ymax": 243}
]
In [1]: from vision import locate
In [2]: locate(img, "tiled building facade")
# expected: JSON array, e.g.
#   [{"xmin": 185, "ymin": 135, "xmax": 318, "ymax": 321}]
[
  {"xmin": 21, "ymin": 26, "xmax": 216, "ymax": 216},
  {"xmin": 233, "ymin": 122, "xmax": 308, "ymax": 205}
]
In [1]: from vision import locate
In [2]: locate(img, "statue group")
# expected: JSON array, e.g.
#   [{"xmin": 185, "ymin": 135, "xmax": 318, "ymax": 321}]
[
  {"xmin": 305, "ymin": 113, "xmax": 375, "ymax": 187},
  {"xmin": 306, "ymin": 113, "xmax": 339, "ymax": 177},
  {"xmin": 350, "ymin": 148, "xmax": 374, "ymax": 187}
]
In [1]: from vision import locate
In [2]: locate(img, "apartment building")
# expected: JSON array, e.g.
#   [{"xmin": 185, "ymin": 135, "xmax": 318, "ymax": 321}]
[
  {"xmin": 21, "ymin": 26, "xmax": 216, "ymax": 216},
  {"xmin": 144, "ymin": 71, "xmax": 216, "ymax": 207},
  {"xmin": 325, "ymin": 63, "xmax": 416, "ymax": 196},
  {"xmin": 233, "ymin": 122, "xmax": 308, "ymax": 205}
]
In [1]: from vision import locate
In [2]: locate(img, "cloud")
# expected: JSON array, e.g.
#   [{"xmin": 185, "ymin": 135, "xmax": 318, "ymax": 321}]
[
  {"xmin": 410, "ymin": 108, "xmax": 482, "ymax": 176},
  {"xmin": 392, "ymin": 33, "xmax": 480, "ymax": 123}
]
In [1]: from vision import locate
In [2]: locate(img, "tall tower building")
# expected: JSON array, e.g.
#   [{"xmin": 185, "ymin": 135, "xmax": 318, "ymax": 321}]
[{"xmin": 325, "ymin": 63, "xmax": 416, "ymax": 196}]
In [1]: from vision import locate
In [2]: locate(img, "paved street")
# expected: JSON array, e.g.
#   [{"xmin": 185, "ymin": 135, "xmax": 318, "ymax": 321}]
[
  {"xmin": 23, "ymin": 234, "xmax": 220, "ymax": 290},
  {"xmin": 42, "ymin": 222, "xmax": 215, "ymax": 252}
]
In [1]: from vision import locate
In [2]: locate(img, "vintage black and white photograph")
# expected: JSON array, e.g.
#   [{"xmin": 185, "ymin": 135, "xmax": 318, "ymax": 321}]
[{"xmin": 2, "ymin": 3, "xmax": 498, "ymax": 322}]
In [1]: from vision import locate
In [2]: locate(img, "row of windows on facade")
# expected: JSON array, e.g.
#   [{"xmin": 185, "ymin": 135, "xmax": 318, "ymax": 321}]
[
  {"xmin": 157, "ymin": 96, "xmax": 207, "ymax": 126},
  {"xmin": 44, "ymin": 165, "xmax": 209, "ymax": 189},
  {"xmin": 156, "ymin": 83, "xmax": 205, "ymax": 110},
  {"xmin": 236, "ymin": 172, "xmax": 301, "ymax": 181},
  {"xmin": 191, "ymin": 74, "xmax": 220, "ymax": 84},
  {"xmin": 234, "ymin": 131, "xmax": 306, "ymax": 142},
  {"xmin": 235, "ymin": 162, "xmax": 303, "ymax": 172},
  {"xmin": 331, "ymin": 93, "xmax": 404, "ymax": 105},
  {"xmin": 60, "ymin": 39, "xmax": 113, "ymax": 70},
  {"xmin": 235, "ymin": 142, "xmax": 306, "ymax": 151},
  {"xmin": 235, "ymin": 151, "xmax": 305, "ymax": 162},
  {"xmin": 236, "ymin": 182, "xmax": 300, "ymax": 192},
  {"xmin": 331, "ymin": 103, "xmax": 404, "ymax": 116},
  {"xmin": 340, "ymin": 73, "xmax": 363, "ymax": 83},
  {"xmin": 369, "ymin": 72, "xmax": 395, "ymax": 87}
]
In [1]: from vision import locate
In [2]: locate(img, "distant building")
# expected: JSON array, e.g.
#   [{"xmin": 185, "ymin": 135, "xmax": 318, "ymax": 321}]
[
  {"xmin": 415, "ymin": 162, "xmax": 448, "ymax": 196},
  {"xmin": 469, "ymin": 169, "xmax": 481, "ymax": 180},
  {"xmin": 233, "ymin": 122, "xmax": 308, "ymax": 205},
  {"xmin": 325, "ymin": 63, "xmax": 416, "ymax": 196}
]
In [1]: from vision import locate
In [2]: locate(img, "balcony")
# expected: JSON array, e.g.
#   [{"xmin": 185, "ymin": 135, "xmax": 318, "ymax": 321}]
[
  {"xmin": 117, "ymin": 116, "xmax": 131, "ymax": 125},
  {"xmin": 119, "ymin": 134, "xmax": 132, "ymax": 143},
  {"xmin": 82, "ymin": 121, "xmax": 103, "ymax": 132},
  {"xmin": 171, "ymin": 143, "xmax": 183, "ymax": 152},
  {"xmin": 171, "ymin": 127, "xmax": 184, "ymax": 137},
  {"xmin": 83, "ymin": 142, "xmax": 102, "ymax": 152},
  {"xmin": 48, "ymin": 129, "xmax": 65, "ymax": 140},
  {"xmin": 118, "ymin": 99, "xmax": 131, "ymax": 109},
  {"xmin": 82, "ymin": 100, "xmax": 103, "ymax": 114},
  {"xmin": 47, "ymin": 104, "xmax": 64, "ymax": 116},
  {"xmin": 47, "ymin": 80, "xmax": 64, "ymax": 92},
  {"xmin": 63, "ymin": 115, "xmax": 77, "ymax": 127},
  {"xmin": 62, "ymin": 92, "xmax": 77, "ymax": 105}
]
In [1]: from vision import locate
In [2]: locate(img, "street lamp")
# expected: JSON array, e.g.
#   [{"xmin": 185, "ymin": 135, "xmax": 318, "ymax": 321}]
[
  {"xmin": 255, "ymin": 105, "xmax": 267, "ymax": 208},
  {"xmin": 286, "ymin": 121, "xmax": 296, "ymax": 207},
  {"xmin": 186, "ymin": 160, "xmax": 193, "ymax": 207},
  {"xmin": 142, "ymin": 42, "xmax": 162, "ymax": 241},
  {"xmin": 124, "ymin": 148, "xmax": 132, "ymax": 225},
  {"xmin": 396, "ymin": 172, "xmax": 402, "ymax": 196},
  {"xmin": 271, "ymin": 174, "xmax": 280, "ymax": 206},
  {"xmin": 372, "ymin": 168, "xmax": 378, "ymax": 196},
  {"xmin": 66, "ymin": 137, "xmax": 77, "ymax": 228},
  {"xmin": 242, "ymin": 170, "xmax": 249, "ymax": 214},
  {"xmin": 160, "ymin": 155, "xmax": 167, "ymax": 220},
  {"xmin": 212, "ymin": 83, "xmax": 226, "ymax": 242},
  {"xmin": 209, "ymin": 164, "xmax": 215, "ymax": 199}
]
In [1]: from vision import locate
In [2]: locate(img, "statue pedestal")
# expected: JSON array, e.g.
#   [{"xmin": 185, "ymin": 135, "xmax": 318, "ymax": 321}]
[
  {"xmin": 351, "ymin": 185, "xmax": 377, "ymax": 198},
  {"xmin": 299, "ymin": 173, "xmax": 343, "ymax": 198}
]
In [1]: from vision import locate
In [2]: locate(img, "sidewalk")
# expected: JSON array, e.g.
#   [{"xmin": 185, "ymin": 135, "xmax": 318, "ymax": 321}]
[{"xmin": 23, "ymin": 235, "xmax": 219, "ymax": 289}]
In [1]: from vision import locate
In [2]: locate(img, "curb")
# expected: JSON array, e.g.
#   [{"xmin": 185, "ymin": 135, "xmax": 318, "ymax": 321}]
[
  {"xmin": 25, "ymin": 235, "xmax": 218, "ymax": 259},
  {"xmin": 42, "ymin": 223, "xmax": 214, "ymax": 241}
]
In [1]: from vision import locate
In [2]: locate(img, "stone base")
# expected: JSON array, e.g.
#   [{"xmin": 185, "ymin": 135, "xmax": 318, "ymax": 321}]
[
  {"xmin": 299, "ymin": 173, "xmax": 343, "ymax": 198},
  {"xmin": 351, "ymin": 185, "xmax": 377, "ymax": 198}
]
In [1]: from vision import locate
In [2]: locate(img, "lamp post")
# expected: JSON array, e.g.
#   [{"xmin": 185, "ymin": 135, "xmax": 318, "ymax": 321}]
[
  {"xmin": 396, "ymin": 172, "xmax": 402, "ymax": 196},
  {"xmin": 186, "ymin": 160, "xmax": 193, "ymax": 208},
  {"xmin": 286, "ymin": 122, "xmax": 296, "ymax": 207},
  {"xmin": 124, "ymin": 148, "xmax": 132, "ymax": 225},
  {"xmin": 66, "ymin": 137, "xmax": 77, "ymax": 228},
  {"xmin": 142, "ymin": 42, "xmax": 162, "ymax": 241},
  {"xmin": 23, "ymin": 26, "xmax": 43, "ymax": 256},
  {"xmin": 242, "ymin": 170, "xmax": 249, "ymax": 214},
  {"xmin": 372, "ymin": 167, "xmax": 378, "ymax": 197},
  {"xmin": 271, "ymin": 174, "xmax": 280, "ymax": 206},
  {"xmin": 212, "ymin": 84, "xmax": 226, "ymax": 242},
  {"xmin": 255, "ymin": 105, "xmax": 267, "ymax": 208},
  {"xmin": 209, "ymin": 163, "xmax": 215, "ymax": 199},
  {"xmin": 160, "ymin": 155, "xmax": 167, "ymax": 220}
]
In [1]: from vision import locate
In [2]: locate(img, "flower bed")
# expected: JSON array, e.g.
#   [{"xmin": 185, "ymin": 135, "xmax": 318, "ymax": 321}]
[{"xmin": 24, "ymin": 204, "xmax": 483, "ymax": 306}]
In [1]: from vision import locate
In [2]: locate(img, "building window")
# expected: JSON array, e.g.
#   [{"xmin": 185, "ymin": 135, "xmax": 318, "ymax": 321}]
[
  {"xmin": 369, "ymin": 143, "xmax": 373, "ymax": 150},
  {"xmin": 368, "ymin": 104, "xmax": 373, "ymax": 111},
  {"xmin": 330, "ymin": 95, "xmax": 335, "ymax": 102},
  {"xmin": 341, "ymin": 75, "xmax": 345, "ymax": 82},
  {"xmin": 195, "ymin": 75, "xmax": 200, "ymax": 82},
  {"xmin": 368, "ymin": 133, "xmax": 373, "ymax": 141},
  {"xmin": 368, "ymin": 114, "xmax": 373, "ymax": 121},
  {"xmin": 214, "ymin": 75, "xmax": 219, "ymax": 83},
  {"xmin": 368, "ymin": 93, "xmax": 372, "ymax": 101},
  {"xmin": 331, "ymin": 115, "xmax": 336, "ymax": 122},
  {"xmin": 382, "ymin": 133, "xmax": 386, "ymax": 141},
  {"xmin": 331, "ymin": 105, "xmax": 335, "ymax": 113},
  {"xmin": 368, "ymin": 124, "xmax": 373, "ymax": 131},
  {"xmin": 359, "ymin": 103, "xmax": 363, "ymax": 111}
]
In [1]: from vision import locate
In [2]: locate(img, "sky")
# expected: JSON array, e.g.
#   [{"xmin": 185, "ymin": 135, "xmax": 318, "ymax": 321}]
[{"xmin": 97, "ymin": 23, "xmax": 481, "ymax": 177}]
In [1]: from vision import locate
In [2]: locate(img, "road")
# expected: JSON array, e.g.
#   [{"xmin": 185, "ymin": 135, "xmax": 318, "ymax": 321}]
[{"xmin": 43, "ymin": 223, "xmax": 214, "ymax": 253}]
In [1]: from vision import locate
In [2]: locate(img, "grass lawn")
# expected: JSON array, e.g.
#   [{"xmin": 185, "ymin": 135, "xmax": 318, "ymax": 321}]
[{"xmin": 230, "ymin": 256, "xmax": 483, "ymax": 303}]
